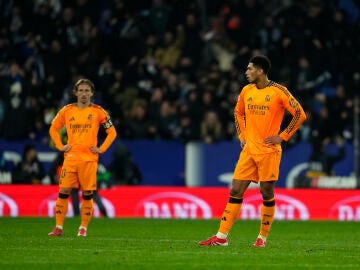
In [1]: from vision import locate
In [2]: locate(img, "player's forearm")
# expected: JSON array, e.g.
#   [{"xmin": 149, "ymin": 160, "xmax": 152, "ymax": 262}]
[
  {"xmin": 99, "ymin": 126, "xmax": 117, "ymax": 153},
  {"xmin": 49, "ymin": 126, "xmax": 64, "ymax": 150},
  {"xmin": 279, "ymin": 107, "xmax": 306, "ymax": 141},
  {"xmin": 234, "ymin": 110, "xmax": 246, "ymax": 139}
]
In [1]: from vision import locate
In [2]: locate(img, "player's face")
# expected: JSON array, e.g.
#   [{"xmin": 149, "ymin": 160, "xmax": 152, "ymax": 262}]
[
  {"xmin": 245, "ymin": 63, "xmax": 261, "ymax": 83},
  {"xmin": 75, "ymin": 83, "xmax": 94, "ymax": 105}
]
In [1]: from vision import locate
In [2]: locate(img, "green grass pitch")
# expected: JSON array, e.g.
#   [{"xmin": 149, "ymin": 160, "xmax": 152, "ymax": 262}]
[{"xmin": 0, "ymin": 217, "xmax": 359, "ymax": 269}]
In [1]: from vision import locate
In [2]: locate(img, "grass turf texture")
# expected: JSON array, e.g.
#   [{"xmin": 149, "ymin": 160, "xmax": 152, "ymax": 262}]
[{"xmin": 0, "ymin": 218, "xmax": 359, "ymax": 269}]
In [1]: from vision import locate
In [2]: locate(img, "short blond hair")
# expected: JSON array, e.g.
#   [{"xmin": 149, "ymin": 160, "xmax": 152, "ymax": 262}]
[{"xmin": 73, "ymin": 78, "xmax": 95, "ymax": 94}]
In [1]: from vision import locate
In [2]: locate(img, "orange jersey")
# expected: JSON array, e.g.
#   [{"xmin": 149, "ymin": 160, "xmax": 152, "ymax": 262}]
[
  {"xmin": 49, "ymin": 103, "xmax": 117, "ymax": 161},
  {"xmin": 235, "ymin": 81, "xmax": 306, "ymax": 154}
]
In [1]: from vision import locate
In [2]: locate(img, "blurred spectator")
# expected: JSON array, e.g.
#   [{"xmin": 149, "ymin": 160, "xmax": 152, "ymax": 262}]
[
  {"xmin": 124, "ymin": 99, "xmax": 155, "ymax": 139},
  {"xmin": 49, "ymin": 152, "xmax": 63, "ymax": 184},
  {"xmin": 200, "ymin": 110, "xmax": 224, "ymax": 144},
  {"xmin": 174, "ymin": 113, "xmax": 198, "ymax": 143},
  {"xmin": 0, "ymin": 149, "xmax": 11, "ymax": 184},
  {"xmin": 154, "ymin": 100, "xmax": 178, "ymax": 140},
  {"xmin": 209, "ymin": 38, "xmax": 237, "ymax": 73},
  {"xmin": 12, "ymin": 144, "xmax": 45, "ymax": 184},
  {"xmin": 154, "ymin": 25, "xmax": 184, "ymax": 69},
  {"xmin": 108, "ymin": 143, "xmax": 142, "ymax": 185},
  {"xmin": 311, "ymin": 105, "xmax": 334, "ymax": 143},
  {"xmin": 307, "ymin": 136, "xmax": 346, "ymax": 177},
  {"xmin": 326, "ymin": 84, "xmax": 354, "ymax": 139},
  {"xmin": 298, "ymin": 110, "xmax": 313, "ymax": 143},
  {"xmin": 116, "ymin": 12, "xmax": 143, "ymax": 66},
  {"xmin": 253, "ymin": 14, "xmax": 282, "ymax": 61},
  {"xmin": 0, "ymin": 0, "xmax": 358, "ymax": 159},
  {"xmin": 0, "ymin": 149, "xmax": 6, "ymax": 170},
  {"xmin": 1, "ymin": 62, "xmax": 31, "ymax": 140},
  {"xmin": 43, "ymin": 39, "xmax": 68, "ymax": 99},
  {"xmin": 199, "ymin": 90, "xmax": 219, "ymax": 120},
  {"xmin": 148, "ymin": 86, "xmax": 164, "ymax": 119},
  {"xmin": 33, "ymin": 0, "xmax": 62, "ymax": 20},
  {"xmin": 149, "ymin": 0, "xmax": 171, "ymax": 38},
  {"xmin": 180, "ymin": 13, "xmax": 204, "ymax": 72}
]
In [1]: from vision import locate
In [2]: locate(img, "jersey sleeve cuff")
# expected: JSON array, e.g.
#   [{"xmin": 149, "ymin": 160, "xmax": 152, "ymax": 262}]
[{"xmin": 279, "ymin": 133, "xmax": 289, "ymax": 142}]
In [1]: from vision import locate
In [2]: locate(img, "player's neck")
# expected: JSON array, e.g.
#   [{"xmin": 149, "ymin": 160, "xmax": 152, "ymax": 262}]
[
  {"xmin": 256, "ymin": 78, "xmax": 271, "ymax": 89},
  {"xmin": 77, "ymin": 102, "xmax": 91, "ymax": 108}
]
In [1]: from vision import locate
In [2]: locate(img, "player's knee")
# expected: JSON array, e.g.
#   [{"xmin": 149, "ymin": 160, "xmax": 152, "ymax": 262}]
[
  {"xmin": 82, "ymin": 192, "xmax": 93, "ymax": 200},
  {"xmin": 260, "ymin": 183, "xmax": 275, "ymax": 199},
  {"xmin": 58, "ymin": 193, "xmax": 70, "ymax": 199},
  {"xmin": 230, "ymin": 188, "xmax": 243, "ymax": 198},
  {"xmin": 260, "ymin": 190, "xmax": 274, "ymax": 201}
]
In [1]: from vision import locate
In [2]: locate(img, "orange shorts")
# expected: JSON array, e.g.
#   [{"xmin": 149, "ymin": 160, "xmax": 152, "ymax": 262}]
[
  {"xmin": 59, "ymin": 159, "xmax": 98, "ymax": 190},
  {"xmin": 233, "ymin": 148, "xmax": 282, "ymax": 182}
]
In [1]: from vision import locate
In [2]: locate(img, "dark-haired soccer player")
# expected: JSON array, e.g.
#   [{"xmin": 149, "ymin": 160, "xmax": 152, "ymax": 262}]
[
  {"xmin": 199, "ymin": 55, "xmax": 306, "ymax": 247},
  {"xmin": 48, "ymin": 78, "xmax": 117, "ymax": 237}
]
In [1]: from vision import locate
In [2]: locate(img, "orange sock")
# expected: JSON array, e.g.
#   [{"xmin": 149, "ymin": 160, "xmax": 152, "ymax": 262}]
[
  {"xmin": 218, "ymin": 197, "xmax": 242, "ymax": 235},
  {"xmin": 55, "ymin": 196, "xmax": 68, "ymax": 227},
  {"xmin": 80, "ymin": 198, "xmax": 94, "ymax": 228},
  {"xmin": 259, "ymin": 197, "xmax": 275, "ymax": 237}
]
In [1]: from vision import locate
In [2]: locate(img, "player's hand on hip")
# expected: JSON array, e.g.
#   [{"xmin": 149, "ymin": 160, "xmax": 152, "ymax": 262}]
[
  {"xmin": 264, "ymin": 135, "xmax": 282, "ymax": 145},
  {"xmin": 240, "ymin": 139, "xmax": 246, "ymax": 148},
  {"xmin": 61, "ymin": 145, "xmax": 71, "ymax": 152},
  {"xmin": 90, "ymin": 146, "xmax": 101, "ymax": 154}
]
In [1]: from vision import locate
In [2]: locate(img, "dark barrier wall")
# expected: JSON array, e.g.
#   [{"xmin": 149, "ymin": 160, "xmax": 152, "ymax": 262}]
[{"xmin": 0, "ymin": 139, "xmax": 355, "ymax": 187}]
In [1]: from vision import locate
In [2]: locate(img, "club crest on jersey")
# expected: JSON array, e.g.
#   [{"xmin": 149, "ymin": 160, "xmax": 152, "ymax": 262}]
[
  {"xmin": 265, "ymin": 95, "xmax": 270, "ymax": 102},
  {"xmin": 88, "ymin": 114, "xmax": 92, "ymax": 120}
]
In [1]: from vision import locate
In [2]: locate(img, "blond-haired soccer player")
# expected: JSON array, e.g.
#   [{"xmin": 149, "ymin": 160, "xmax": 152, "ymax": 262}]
[
  {"xmin": 48, "ymin": 78, "xmax": 117, "ymax": 237},
  {"xmin": 199, "ymin": 55, "xmax": 306, "ymax": 247}
]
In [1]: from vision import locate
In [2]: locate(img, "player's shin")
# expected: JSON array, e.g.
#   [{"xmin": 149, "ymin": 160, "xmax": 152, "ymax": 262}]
[
  {"xmin": 55, "ymin": 193, "xmax": 69, "ymax": 227},
  {"xmin": 259, "ymin": 198, "xmax": 275, "ymax": 238},
  {"xmin": 80, "ymin": 193, "xmax": 94, "ymax": 228},
  {"xmin": 218, "ymin": 197, "xmax": 242, "ymax": 236}
]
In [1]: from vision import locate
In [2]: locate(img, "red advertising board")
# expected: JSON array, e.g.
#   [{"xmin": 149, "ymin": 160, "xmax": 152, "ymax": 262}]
[{"xmin": 0, "ymin": 185, "xmax": 359, "ymax": 221}]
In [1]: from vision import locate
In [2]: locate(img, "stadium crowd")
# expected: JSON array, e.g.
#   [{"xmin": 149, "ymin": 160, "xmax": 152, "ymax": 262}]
[{"xmin": 0, "ymin": 0, "xmax": 359, "ymax": 149}]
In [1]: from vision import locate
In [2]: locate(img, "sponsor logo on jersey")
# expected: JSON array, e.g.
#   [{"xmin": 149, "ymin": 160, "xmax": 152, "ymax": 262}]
[{"xmin": 135, "ymin": 192, "xmax": 212, "ymax": 219}]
